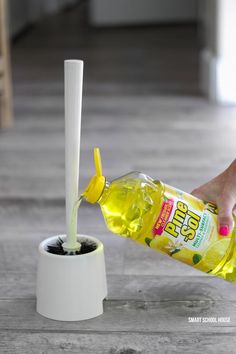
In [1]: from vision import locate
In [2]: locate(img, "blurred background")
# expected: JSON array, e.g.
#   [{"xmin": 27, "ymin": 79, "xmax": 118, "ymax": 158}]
[
  {"xmin": 1, "ymin": 0, "xmax": 236, "ymax": 191},
  {"xmin": 0, "ymin": 0, "xmax": 236, "ymax": 284}
]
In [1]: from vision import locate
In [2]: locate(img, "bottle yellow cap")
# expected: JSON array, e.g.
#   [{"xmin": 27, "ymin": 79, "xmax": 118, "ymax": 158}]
[{"xmin": 82, "ymin": 147, "xmax": 106, "ymax": 204}]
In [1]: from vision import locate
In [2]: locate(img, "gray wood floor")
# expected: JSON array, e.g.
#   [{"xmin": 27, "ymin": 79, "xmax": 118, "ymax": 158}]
[{"xmin": 1, "ymin": 4, "xmax": 236, "ymax": 353}]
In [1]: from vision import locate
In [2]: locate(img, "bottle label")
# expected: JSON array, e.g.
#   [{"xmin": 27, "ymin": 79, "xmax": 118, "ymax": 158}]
[
  {"xmin": 153, "ymin": 194, "xmax": 211, "ymax": 251},
  {"xmin": 144, "ymin": 183, "xmax": 233, "ymax": 274}
]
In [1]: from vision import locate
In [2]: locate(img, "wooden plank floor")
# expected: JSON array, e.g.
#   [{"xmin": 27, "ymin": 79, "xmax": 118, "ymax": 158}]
[{"xmin": 1, "ymin": 3, "xmax": 236, "ymax": 353}]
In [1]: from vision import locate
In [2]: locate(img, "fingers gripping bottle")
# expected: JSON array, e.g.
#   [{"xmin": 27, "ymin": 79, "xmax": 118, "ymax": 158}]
[{"xmin": 82, "ymin": 148, "xmax": 236, "ymax": 283}]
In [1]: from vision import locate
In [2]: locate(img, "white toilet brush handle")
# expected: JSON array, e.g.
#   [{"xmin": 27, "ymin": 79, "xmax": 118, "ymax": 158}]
[{"xmin": 64, "ymin": 59, "xmax": 83, "ymax": 251}]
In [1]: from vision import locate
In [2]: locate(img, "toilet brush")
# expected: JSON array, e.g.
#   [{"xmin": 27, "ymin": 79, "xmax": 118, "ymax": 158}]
[
  {"xmin": 46, "ymin": 59, "xmax": 97, "ymax": 256},
  {"xmin": 62, "ymin": 59, "xmax": 83, "ymax": 254}
]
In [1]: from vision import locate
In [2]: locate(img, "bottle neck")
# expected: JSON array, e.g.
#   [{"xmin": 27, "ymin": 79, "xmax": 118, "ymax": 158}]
[{"xmin": 97, "ymin": 181, "xmax": 110, "ymax": 205}]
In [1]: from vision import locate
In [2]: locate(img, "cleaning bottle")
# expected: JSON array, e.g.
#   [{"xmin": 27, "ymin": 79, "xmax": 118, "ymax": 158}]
[{"xmin": 82, "ymin": 148, "xmax": 236, "ymax": 283}]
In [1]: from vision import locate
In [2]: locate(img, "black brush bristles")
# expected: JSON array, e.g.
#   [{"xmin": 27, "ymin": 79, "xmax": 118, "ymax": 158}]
[
  {"xmin": 47, "ymin": 237, "xmax": 97, "ymax": 256},
  {"xmin": 47, "ymin": 237, "xmax": 67, "ymax": 255}
]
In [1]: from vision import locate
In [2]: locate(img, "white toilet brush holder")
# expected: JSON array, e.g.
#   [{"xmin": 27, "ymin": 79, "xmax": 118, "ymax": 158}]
[{"xmin": 36, "ymin": 234, "xmax": 107, "ymax": 321}]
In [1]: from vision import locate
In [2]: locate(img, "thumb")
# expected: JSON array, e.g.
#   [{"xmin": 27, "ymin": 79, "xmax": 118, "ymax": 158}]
[{"xmin": 217, "ymin": 193, "xmax": 235, "ymax": 236}]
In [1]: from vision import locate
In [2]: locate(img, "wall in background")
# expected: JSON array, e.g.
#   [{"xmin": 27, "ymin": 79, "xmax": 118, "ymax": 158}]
[
  {"xmin": 89, "ymin": 0, "xmax": 197, "ymax": 26},
  {"xmin": 216, "ymin": 0, "xmax": 236, "ymax": 103},
  {"xmin": 200, "ymin": 0, "xmax": 236, "ymax": 104}
]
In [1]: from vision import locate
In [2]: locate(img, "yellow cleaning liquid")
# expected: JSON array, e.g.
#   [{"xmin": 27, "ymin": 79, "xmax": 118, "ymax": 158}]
[{"xmin": 83, "ymin": 148, "xmax": 236, "ymax": 283}]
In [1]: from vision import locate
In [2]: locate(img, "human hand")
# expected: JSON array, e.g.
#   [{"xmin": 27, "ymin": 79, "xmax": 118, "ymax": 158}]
[{"xmin": 191, "ymin": 159, "xmax": 236, "ymax": 236}]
